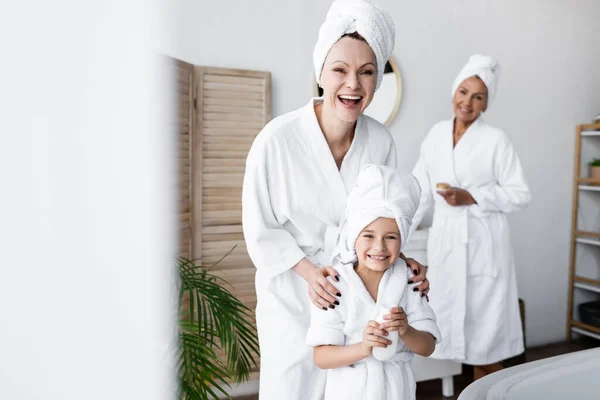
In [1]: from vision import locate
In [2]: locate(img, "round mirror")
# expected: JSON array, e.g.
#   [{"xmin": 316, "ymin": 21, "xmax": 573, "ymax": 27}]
[{"xmin": 313, "ymin": 56, "xmax": 403, "ymax": 126}]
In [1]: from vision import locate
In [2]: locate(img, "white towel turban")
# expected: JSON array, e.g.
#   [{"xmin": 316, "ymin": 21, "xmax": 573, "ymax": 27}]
[
  {"xmin": 451, "ymin": 54, "xmax": 500, "ymax": 107},
  {"xmin": 332, "ymin": 164, "xmax": 421, "ymax": 265},
  {"xmin": 313, "ymin": 0, "xmax": 395, "ymax": 91}
]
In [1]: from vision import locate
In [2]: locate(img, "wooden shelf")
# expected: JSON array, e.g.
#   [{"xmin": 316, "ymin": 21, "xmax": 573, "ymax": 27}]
[
  {"xmin": 579, "ymin": 123, "xmax": 600, "ymax": 131},
  {"xmin": 577, "ymin": 178, "xmax": 600, "ymax": 184},
  {"xmin": 570, "ymin": 320, "xmax": 600, "ymax": 335},
  {"xmin": 576, "ymin": 230, "xmax": 600, "ymax": 239},
  {"xmin": 579, "ymin": 185, "xmax": 600, "ymax": 191},
  {"xmin": 574, "ymin": 276, "xmax": 600, "ymax": 287},
  {"xmin": 571, "ymin": 326, "xmax": 600, "ymax": 341},
  {"xmin": 575, "ymin": 237, "xmax": 600, "ymax": 246},
  {"xmin": 574, "ymin": 282, "xmax": 600, "ymax": 294},
  {"xmin": 568, "ymin": 124, "xmax": 600, "ymax": 341}
]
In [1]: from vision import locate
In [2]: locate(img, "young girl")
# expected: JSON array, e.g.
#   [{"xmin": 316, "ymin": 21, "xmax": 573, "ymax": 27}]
[{"xmin": 306, "ymin": 164, "xmax": 441, "ymax": 400}]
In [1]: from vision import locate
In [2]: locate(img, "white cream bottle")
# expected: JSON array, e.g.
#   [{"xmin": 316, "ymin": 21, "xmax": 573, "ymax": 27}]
[{"xmin": 372, "ymin": 304, "xmax": 399, "ymax": 361}]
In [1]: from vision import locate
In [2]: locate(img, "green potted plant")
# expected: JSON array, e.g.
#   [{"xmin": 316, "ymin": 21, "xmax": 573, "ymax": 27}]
[
  {"xmin": 589, "ymin": 158, "xmax": 600, "ymax": 182},
  {"xmin": 177, "ymin": 253, "xmax": 259, "ymax": 399}
]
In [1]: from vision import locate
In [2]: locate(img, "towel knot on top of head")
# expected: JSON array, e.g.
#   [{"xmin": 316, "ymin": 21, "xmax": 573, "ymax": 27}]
[
  {"xmin": 451, "ymin": 54, "xmax": 500, "ymax": 107},
  {"xmin": 313, "ymin": 0, "xmax": 395, "ymax": 91},
  {"xmin": 331, "ymin": 164, "xmax": 421, "ymax": 265}
]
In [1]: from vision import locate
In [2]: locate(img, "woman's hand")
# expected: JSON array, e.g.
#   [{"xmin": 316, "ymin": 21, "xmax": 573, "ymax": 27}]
[
  {"xmin": 293, "ymin": 258, "xmax": 341, "ymax": 310},
  {"xmin": 437, "ymin": 187, "xmax": 477, "ymax": 207},
  {"xmin": 380, "ymin": 306, "xmax": 409, "ymax": 336},
  {"xmin": 401, "ymin": 255, "xmax": 430, "ymax": 299},
  {"xmin": 361, "ymin": 320, "xmax": 391, "ymax": 355}
]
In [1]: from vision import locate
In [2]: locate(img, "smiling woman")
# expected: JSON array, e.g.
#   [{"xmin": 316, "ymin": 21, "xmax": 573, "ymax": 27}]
[
  {"xmin": 411, "ymin": 54, "xmax": 531, "ymax": 382},
  {"xmin": 317, "ymin": 34, "xmax": 377, "ymax": 125},
  {"xmin": 241, "ymin": 1, "xmax": 430, "ymax": 399},
  {"xmin": 315, "ymin": 55, "xmax": 403, "ymax": 127}
]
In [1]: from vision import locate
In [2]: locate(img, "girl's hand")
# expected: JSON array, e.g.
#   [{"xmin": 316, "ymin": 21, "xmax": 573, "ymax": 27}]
[
  {"xmin": 380, "ymin": 306, "xmax": 409, "ymax": 336},
  {"xmin": 361, "ymin": 320, "xmax": 391, "ymax": 355}
]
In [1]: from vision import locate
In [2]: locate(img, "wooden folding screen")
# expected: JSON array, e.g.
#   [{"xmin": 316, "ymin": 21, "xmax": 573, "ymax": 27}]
[{"xmin": 173, "ymin": 60, "xmax": 271, "ymax": 380}]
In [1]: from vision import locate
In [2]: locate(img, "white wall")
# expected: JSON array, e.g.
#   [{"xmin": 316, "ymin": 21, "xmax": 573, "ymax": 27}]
[
  {"xmin": 163, "ymin": 0, "xmax": 600, "ymax": 346},
  {"xmin": 0, "ymin": 1, "xmax": 175, "ymax": 398}
]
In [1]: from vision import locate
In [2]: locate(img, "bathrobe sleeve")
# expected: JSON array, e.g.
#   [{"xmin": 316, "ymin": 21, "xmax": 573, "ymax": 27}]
[
  {"xmin": 242, "ymin": 135, "xmax": 307, "ymax": 279},
  {"xmin": 306, "ymin": 302, "xmax": 345, "ymax": 347},
  {"xmin": 384, "ymin": 140, "xmax": 398, "ymax": 168},
  {"xmin": 410, "ymin": 142, "xmax": 433, "ymax": 238},
  {"xmin": 469, "ymin": 131, "xmax": 531, "ymax": 217},
  {"xmin": 404, "ymin": 281, "xmax": 441, "ymax": 344}
]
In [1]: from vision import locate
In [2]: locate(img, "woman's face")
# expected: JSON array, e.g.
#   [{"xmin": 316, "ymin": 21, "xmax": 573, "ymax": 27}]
[
  {"xmin": 319, "ymin": 36, "xmax": 377, "ymax": 123},
  {"xmin": 453, "ymin": 76, "xmax": 488, "ymax": 124}
]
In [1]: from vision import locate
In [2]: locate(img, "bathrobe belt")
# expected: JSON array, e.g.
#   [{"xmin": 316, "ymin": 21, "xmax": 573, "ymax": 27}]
[
  {"xmin": 351, "ymin": 353, "xmax": 413, "ymax": 400},
  {"xmin": 324, "ymin": 224, "xmax": 340, "ymax": 260},
  {"xmin": 434, "ymin": 206, "xmax": 496, "ymax": 278}
]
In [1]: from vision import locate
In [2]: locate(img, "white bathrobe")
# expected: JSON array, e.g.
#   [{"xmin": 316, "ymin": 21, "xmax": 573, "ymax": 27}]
[
  {"xmin": 306, "ymin": 261, "xmax": 440, "ymax": 400},
  {"xmin": 242, "ymin": 98, "xmax": 397, "ymax": 399},
  {"xmin": 412, "ymin": 117, "xmax": 531, "ymax": 365}
]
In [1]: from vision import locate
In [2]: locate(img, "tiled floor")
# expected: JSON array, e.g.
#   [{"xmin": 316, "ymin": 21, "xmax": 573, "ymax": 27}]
[{"xmin": 233, "ymin": 338, "xmax": 599, "ymax": 400}]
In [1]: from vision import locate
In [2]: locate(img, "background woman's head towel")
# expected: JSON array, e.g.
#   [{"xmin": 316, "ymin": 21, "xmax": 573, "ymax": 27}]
[
  {"xmin": 452, "ymin": 54, "xmax": 500, "ymax": 106},
  {"xmin": 313, "ymin": 0, "xmax": 395, "ymax": 90},
  {"xmin": 332, "ymin": 164, "xmax": 421, "ymax": 265}
]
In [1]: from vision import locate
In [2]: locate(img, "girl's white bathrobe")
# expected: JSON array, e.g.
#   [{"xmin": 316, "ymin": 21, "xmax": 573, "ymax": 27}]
[
  {"xmin": 242, "ymin": 99, "xmax": 397, "ymax": 399},
  {"xmin": 412, "ymin": 117, "xmax": 531, "ymax": 365},
  {"xmin": 306, "ymin": 261, "xmax": 440, "ymax": 400}
]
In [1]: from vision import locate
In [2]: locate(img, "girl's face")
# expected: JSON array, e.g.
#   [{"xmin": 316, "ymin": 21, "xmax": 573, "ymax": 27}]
[
  {"xmin": 453, "ymin": 76, "xmax": 488, "ymax": 124},
  {"xmin": 354, "ymin": 217, "xmax": 401, "ymax": 272},
  {"xmin": 319, "ymin": 36, "xmax": 377, "ymax": 124}
]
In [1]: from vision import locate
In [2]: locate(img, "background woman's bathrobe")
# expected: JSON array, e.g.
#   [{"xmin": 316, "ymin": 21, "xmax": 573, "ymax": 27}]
[
  {"xmin": 412, "ymin": 117, "xmax": 531, "ymax": 365},
  {"xmin": 242, "ymin": 98, "xmax": 397, "ymax": 399},
  {"xmin": 306, "ymin": 261, "xmax": 440, "ymax": 400}
]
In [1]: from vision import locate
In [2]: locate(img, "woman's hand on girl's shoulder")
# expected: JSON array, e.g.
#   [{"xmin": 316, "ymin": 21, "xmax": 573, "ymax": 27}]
[
  {"xmin": 294, "ymin": 259, "xmax": 341, "ymax": 310},
  {"xmin": 402, "ymin": 256, "xmax": 430, "ymax": 299}
]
